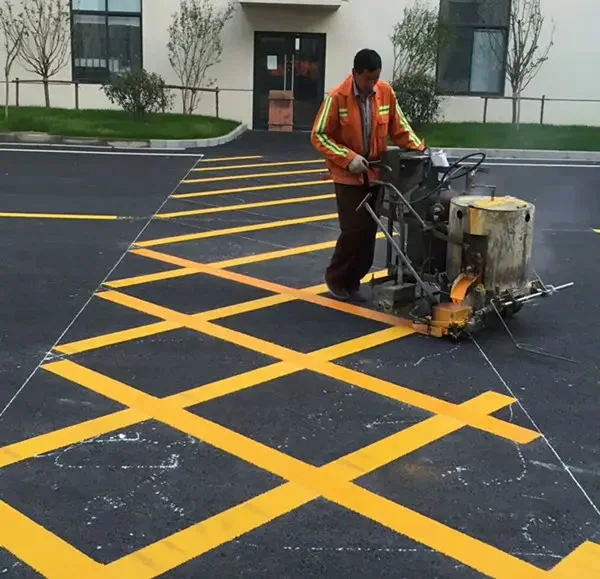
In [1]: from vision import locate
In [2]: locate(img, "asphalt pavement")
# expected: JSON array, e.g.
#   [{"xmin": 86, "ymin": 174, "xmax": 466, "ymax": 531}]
[{"xmin": 0, "ymin": 134, "xmax": 599, "ymax": 578}]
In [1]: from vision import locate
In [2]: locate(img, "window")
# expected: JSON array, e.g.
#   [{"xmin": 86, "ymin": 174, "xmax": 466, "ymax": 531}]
[
  {"xmin": 71, "ymin": 0, "xmax": 142, "ymax": 83},
  {"xmin": 436, "ymin": 0, "xmax": 510, "ymax": 95}
]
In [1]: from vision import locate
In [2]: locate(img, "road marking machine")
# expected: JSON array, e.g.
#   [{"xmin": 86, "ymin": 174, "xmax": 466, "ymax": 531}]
[{"xmin": 356, "ymin": 148, "xmax": 573, "ymax": 356}]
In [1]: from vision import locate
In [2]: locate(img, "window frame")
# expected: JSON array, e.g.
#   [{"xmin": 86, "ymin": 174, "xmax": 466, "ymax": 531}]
[
  {"xmin": 434, "ymin": 0, "xmax": 511, "ymax": 97},
  {"xmin": 70, "ymin": 0, "xmax": 144, "ymax": 84}
]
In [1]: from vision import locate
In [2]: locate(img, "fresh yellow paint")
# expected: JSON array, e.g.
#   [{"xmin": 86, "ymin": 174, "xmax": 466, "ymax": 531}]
[
  {"xmin": 134, "ymin": 212, "xmax": 337, "ymax": 248},
  {"xmin": 0, "ymin": 212, "xmax": 119, "ymax": 220},
  {"xmin": 157, "ymin": 193, "xmax": 334, "ymax": 219},
  {"xmin": 183, "ymin": 168, "xmax": 328, "ymax": 184},
  {"xmin": 172, "ymin": 179, "xmax": 331, "ymax": 199},
  {"xmin": 192, "ymin": 159, "xmax": 324, "ymax": 171}
]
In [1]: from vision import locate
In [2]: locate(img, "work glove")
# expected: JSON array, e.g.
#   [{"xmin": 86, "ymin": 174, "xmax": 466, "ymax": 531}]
[{"xmin": 348, "ymin": 154, "xmax": 369, "ymax": 174}]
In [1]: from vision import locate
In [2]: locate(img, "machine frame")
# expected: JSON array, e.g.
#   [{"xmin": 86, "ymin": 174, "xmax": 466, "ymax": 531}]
[{"xmin": 355, "ymin": 147, "xmax": 573, "ymax": 348}]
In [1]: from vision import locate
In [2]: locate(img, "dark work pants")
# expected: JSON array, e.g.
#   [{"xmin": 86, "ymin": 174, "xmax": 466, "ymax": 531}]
[{"xmin": 325, "ymin": 182, "xmax": 382, "ymax": 292}]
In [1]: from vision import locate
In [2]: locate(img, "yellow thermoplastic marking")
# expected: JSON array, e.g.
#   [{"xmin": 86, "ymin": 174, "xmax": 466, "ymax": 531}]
[
  {"xmin": 40, "ymin": 359, "xmax": 545, "ymax": 579},
  {"xmin": 172, "ymin": 179, "xmax": 331, "ymax": 199},
  {"xmin": 192, "ymin": 159, "xmax": 324, "ymax": 172},
  {"xmin": 183, "ymin": 168, "xmax": 328, "ymax": 184},
  {"xmin": 157, "ymin": 193, "xmax": 334, "ymax": 219},
  {"xmin": 0, "ymin": 501, "xmax": 111, "ymax": 577},
  {"xmin": 134, "ymin": 212, "xmax": 338, "ymax": 248},
  {"xmin": 130, "ymin": 248, "xmax": 401, "ymax": 326},
  {"xmin": 0, "ymin": 212, "xmax": 119, "ymax": 220},
  {"xmin": 1, "ymin": 320, "xmax": 404, "ymax": 472},
  {"xmin": 198, "ymin": 155, "xmax": 263, "ymax": 162},
  {"xmin": 56, "ymin": 269, "xmax": 390, "ymax": 356},
  {"xmin": 87, "ymin": 285, "xmax": 538, "ymax": 445}
]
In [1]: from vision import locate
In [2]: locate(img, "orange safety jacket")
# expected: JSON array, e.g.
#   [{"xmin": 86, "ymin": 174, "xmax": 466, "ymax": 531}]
[{"xmin": 310, "ymin": 74, "xmax": 425, "ymax": 186}]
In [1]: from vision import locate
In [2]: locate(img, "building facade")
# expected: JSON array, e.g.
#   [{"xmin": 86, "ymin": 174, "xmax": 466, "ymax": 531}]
[{"xmin": 4, "ymin": 0, "xmax": 600, "ymax": 128}]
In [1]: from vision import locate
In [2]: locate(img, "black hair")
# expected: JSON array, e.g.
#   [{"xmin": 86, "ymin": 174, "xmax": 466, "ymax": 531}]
[{"xmin": 353, "ymin": 49, "xmax": 382, "ymax": 73}]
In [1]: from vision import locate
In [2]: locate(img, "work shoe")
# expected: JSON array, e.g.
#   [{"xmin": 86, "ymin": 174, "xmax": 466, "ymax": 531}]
[
  {"xmin": 324, "ymin": 276, "xmax": 349, "ymax": 301},
  {"xmin": 348, "ymin": 287, "xmax": 369, "ymax": 303}
]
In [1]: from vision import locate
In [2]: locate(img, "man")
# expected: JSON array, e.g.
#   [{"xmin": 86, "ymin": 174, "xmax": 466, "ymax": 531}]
[{"xmin": 310, "ymin": 48, "xmax": 426, "ymax": 302}]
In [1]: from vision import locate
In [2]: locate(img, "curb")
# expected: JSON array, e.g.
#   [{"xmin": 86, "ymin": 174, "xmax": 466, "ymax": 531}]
[
  {"xmin": 0, "ymin": 123, "xmax": 248, "ymax": 150},
  {"xmin": 445, "ymin": 147, "xmax": 600, "ymax": 161}
]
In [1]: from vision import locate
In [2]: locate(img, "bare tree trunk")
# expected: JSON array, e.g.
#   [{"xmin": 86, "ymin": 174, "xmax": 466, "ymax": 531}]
[
  {"xmin": 4, "ymin": 73, "xmax": 9, "ymax": 120},
  {"xmin": 511, "ymin": 91, "xmax": 517, "ymax": 124},
  {"xmin": 43, "ymin": 78, "xmax": 49, "ymax": 107}
]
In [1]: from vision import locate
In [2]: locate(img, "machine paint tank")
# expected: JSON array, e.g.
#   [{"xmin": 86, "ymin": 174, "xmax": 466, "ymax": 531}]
[{"xmin": 446, "ymin": 195, "xmax": 535, "ymax": 296}]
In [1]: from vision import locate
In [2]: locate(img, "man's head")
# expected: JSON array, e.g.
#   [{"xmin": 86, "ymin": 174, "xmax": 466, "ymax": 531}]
[{"xmin": 352, "ymin": 49, "xmax": 382, "ymax": 94}]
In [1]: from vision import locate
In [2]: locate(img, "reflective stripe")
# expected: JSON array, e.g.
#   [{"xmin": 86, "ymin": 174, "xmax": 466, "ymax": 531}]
[
  {"xmin": 395, "ymin": 102, "xmax": 422, "ymax": 148},
  {"xmin": 315, "ymin": 95, "xmax": 349, "ymax": 157},
  {"xmin": 379, "ymin": 104, "xmax": 390, "ymax": 116}
]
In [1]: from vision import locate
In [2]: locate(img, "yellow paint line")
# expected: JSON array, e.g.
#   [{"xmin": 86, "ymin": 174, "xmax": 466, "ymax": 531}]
[
  {"xmin": 135, "ymin": 230, "xmax": 391, "ymax": 270},
  {"xmin": 134, "ymin": 212, "xmax": 337, "ymax": 248},
  {"xmin": 55, "ymin": 320, "xmax": 179, "ymax": 355},
  {"xmin": 0, "ymin": 212, "xmax": 119, "ymax": 220},
  {"xmin": 548, "ymin": 541, "xmax": 600, "ymax": 577},
  {"xmin": 183, "ymin": 168, "xmax": 328, "ymax": 184},
  {"xmin": 43, "ymin": 359, "xmax": 536, "ymax": 578},
  {"xmin": 0, "ymin": 502, "xmax": 109, "ymax": 577},
  {"xmin": 105, "ymin": 392, "xmax": 514, "ymax": 579},
  {"xmin": 56, "ymin": 269, "xmax": 389, "ymax": 356},
  {"xmin": 157, "ymin": 193, "xmax": 334, "ymax": 219},
  {"xmin": 89, "ymin": 288, "xmax": 536, "ymax": 444},
  {"xmin": 104, "ymin": 482, "xmax": 315, "ymax": 578},
  {"xmin": 192, "ymin": 159, "xmax": 324, "ymax": 171},
  {"xmin": 172, "ymin": 179, "xmax": 331, "ymax": 199},
  {"xmin": 0, "ymin": 410, "xmax": 144, "ymax": 469},
  {"xmin": 131, "ymin": 248, "xmax": 407, "ymax": 327},
  {"xmin": 330, "ymin": 483, "xmax": 544, "ymax": 578},
  {"xmin": 104, "ymin": 267, "xmax": 198, "ymax": 288},
  {"xmin": 322, "ymin": 391, "xmax": 515, "ymax": 480},
  {"xmin": 199, "ymin": 155, "xmax": 263, "ymax": 162},
  {"xmin": 315, "ymin": 361, "xmax": 539, "ymax": 444}
]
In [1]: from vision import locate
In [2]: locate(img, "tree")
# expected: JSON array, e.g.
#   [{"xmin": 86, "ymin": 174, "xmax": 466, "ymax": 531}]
[
  {"xmin": 390, "ymin": 0, "xmax": 440, "ymax": 80},
  {"xmin": 504, "ymin": 0, "xmax": 555, "ymax": 125},
  {"xmin": 19, "ymin": 0, "xmax": 70, "ymax": 108},
  {"xmin": 0, "ymin": 0, "xmax": 27, "ymax": 119},
  {"xmin": 390, "ymin": 0, "xmax": 450, "ymax": 126},
  {"xmin": 167, "ymin": 0, "xmax": 235, "ymax": 115}
]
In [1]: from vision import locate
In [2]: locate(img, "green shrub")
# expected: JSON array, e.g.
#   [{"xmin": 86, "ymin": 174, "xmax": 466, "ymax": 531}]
[
  {"xmin": 102, "ymin": 69, "xmax": 174, "ymax": 118},
  {"xmin": 392, "ymin": 72, "xmax": 443, "ymax": 129}
]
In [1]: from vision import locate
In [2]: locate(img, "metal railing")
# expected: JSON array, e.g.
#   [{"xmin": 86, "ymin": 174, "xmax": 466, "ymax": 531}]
[
  {"xmin": 480, "ymin": 94, "xmax": 600, "ymax": 124},
  {"xmin": 5, "ymin": 78, "xmax": 241, "ymax": 118},
  {"xmin": 3, "ymin": 78, "xmax": 599, "ymax": 126}
]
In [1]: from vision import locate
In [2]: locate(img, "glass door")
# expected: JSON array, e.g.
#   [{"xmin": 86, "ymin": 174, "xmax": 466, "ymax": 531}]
[{"xmin": 253, "ymin": 32, "xmax": 326, "ymax": 130}]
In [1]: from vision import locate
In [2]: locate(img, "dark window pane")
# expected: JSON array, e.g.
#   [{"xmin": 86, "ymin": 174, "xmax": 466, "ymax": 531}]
[
  {"xmin": 107, "ymin": 16, "xmax": 141, "ymax": 75},
  {"xmin": 440, "ymin": 0, "xmax": 510, "ymax": 27},
  {"xmin": 470, "ymin": 29, "xmax": 506, "ymax": 93},
  {"xmin": 73, "ymin": 0, "xmax": 106, "ymax": 10},
  {"xmin": 72, "ymin": 13, "xmax": 108, "ymax": 82},
  {"xmin": 436, "ymin": 27, "xmax": 473, "ymax": 93},
  {"xmin": 107, "ymin": 0, "xmax": 141, "ymax": 12}
]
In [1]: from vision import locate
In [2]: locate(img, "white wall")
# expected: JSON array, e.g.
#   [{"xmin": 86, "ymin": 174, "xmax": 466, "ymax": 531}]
[{"xmin": 1, "ymin": 0, "xmax": 599, "ymax": 127}]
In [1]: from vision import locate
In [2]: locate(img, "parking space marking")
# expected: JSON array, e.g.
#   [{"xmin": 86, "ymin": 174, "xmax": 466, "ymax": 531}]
[
  {"xmin": 192, "ymin": 159, "xmax": 324, "ymax": 171},
  {"xmin": 41, "ymin": 357, "xmax": 545, "ymax": 579},
  {"xmin": 0, "ymin": 211, "xmax": 121, "ymax": 220},
  {"xmin": 134, "ymin": 213, "xmax": 338, "ymax": 248},
  {"xmin": 172, "ymin": 179, "xmax": 331, "ymax": 199},
  {"xmin": 130, "ymin": 248, "xmax": 400, "ymax": 325},
  {"xmin": 88, "ymin": 284, "xmax": 537, "ymax": 444},
  {"xmin": 156, "ymin": 193, "xmax": 334, "ymax": 219},
  {"xmin": 183, "ymin": 168, "xmax": 328, "ymax": 184},
  {"xmin": 55, "ymin": 269, "xmax": 390, "ymax": 356},
  {"xmin": 0, "ymin": 501, "xmax": 110, "ymax": 577},
  {"xmin": 198, "ymin": 155, "xmax": 263, "ymax": 162},
  {"xmin": 4, "ymin": 150, "xmax": 600, "ymax": 578}
]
